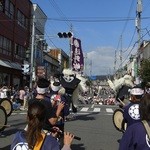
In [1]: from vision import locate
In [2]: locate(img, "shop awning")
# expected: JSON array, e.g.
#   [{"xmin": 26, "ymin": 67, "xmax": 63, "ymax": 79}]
[
  {"xmin": 0, "ymin": 60, "xmax": 11, "ymax": 68},
  {"xmin": 11, "ymin": 62, "xmax": 22, "ymax": 70},
  {"xmin": 0, "ymin": 60, "xmax": 22, "ymax": 70}
]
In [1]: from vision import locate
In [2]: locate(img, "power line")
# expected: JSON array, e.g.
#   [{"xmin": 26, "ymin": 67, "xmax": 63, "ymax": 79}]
[
  {"xmin": 121, "ymin": 0, "xmax": 135, "ymax": 36},
  {"xmin": 118, "ymin": 28, "xmax": 150, "ymax": 68},
  {"xmin": 1, "ymin": 16, "xmax": 150, "ymax": 22},
  {"xmin": 48, "ymin": 0, "xmax": 71, "ymax": 27},
  {"xmin": 122, "ymin": 28, "xmax": 137, "ymax": 53}
]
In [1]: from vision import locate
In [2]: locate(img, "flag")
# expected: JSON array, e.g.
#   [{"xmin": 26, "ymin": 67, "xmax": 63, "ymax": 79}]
[{"xmin": 71, "ymin": 37, "xmax": 84, "ymax": 72}]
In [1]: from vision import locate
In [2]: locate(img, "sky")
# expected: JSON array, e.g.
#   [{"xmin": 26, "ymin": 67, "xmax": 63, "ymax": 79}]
[{"xmin": 31, "ymin": 0, "xmax": 150, "ymax": 76}]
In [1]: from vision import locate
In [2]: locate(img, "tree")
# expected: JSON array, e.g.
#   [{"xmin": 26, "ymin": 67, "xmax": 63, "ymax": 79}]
[{"xmin": 138, "ymin": 59, "xmax": 150, "ymax": 83}]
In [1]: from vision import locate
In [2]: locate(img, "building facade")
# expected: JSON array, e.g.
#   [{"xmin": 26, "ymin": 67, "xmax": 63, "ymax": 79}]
[
  {"xmin": 49, "ymin": 48, "xmax": 69, "ymax": 72},
  {"xmin": 0, "ymin": 0, "xmax": 32, "ymax": 88}
]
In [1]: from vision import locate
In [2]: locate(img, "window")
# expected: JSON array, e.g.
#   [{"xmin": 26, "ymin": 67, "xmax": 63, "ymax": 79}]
[
  {"xmin": 0, "ymin": 35, "xmax": 12, "ymax": 56},
  {"xmin": 4, "ymin": 0, "xmax": 14, "ymax": 19},
  {"xmin": 17, "ymin": 9, "xmax": 28, "ymax": 28},
  {"xmin": 15, "ymin": 43, "xmax": 26, "ymax": 59},
  {"xmin": 0, "ymin": 0, "xmax": 4, "ymax": 12}
]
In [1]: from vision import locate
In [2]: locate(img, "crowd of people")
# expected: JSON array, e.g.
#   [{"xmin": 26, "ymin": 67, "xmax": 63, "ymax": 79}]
[
  {"xmin": 1, "ymin": 75, "xmax": 150, "ymax": 149},
  {"xmin": 0, "ymin": 85, "xmax": 32, "ymax": 111},
  {"xmin": 0, "ymin": 75, "xmax": 79, "ymax": 150},
  {"xmin": 9, "ymin": 77, "xmax": 76, "ymax": 150}
]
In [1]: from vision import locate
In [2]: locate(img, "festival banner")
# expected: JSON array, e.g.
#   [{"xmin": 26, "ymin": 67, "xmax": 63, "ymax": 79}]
[{"xmin": 71, "ymin": 37, "xmax": 84, "ymax": 72}]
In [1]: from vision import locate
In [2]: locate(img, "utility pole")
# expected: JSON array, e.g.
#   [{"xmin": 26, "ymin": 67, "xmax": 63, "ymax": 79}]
[
  {"xmin": 135, "ymin": 0, "xmax": 142, "ymax": 83},
  {"xmin": 114, "ymin": 50, "xmax": 117, "ymax": 74},
  {"xmin": 90, "ymin": 60, "xmax": 92, "ymax": 76},
  {"xmin": 84, "ymin": 53, "xmax": 87, "ymax": 76},
  {"xmin": 120, "ymin": 35, "xmax": 123, "ymax": 71},
  {"xmin": 69, "ymin": 24, "xmax": 73, "ymax": 69},
  {"xmin": 136, "ymin": 0, "xmax": 142, "ymax": 49},
  {"xmin": 30, "ymin": 16, "xmax": 35, "ymax": 89}
]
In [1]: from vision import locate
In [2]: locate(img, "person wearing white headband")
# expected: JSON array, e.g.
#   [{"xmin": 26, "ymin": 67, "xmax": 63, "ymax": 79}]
[
  {"xmin": 119, "ymin": 93, "xmax": 150, "ymax": 150},
  {"xmin": 28, "ymin": 78, "xmax": 65, "ymax": 134},
  {"xmin": 51, "ymin": 82, "xmax": 61, "ymax": 92},
  {"xmin": 49, "ymin": 81, "xmax": 70, "ymax": 148},
  {"xmin": 122, "ymin": 85, "xmax": 144, "ymax": 129},
  {"xmin": 36, "ymin": 78, "xmax": 50, "ymax": 95}
]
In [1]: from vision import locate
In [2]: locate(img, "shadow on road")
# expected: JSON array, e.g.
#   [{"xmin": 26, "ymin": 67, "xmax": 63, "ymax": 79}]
[
  {"xmin": 71, "ymin": 143, "xmax": 85, "ymax": 150},
  {"xmin": 2, "ymin": 128, "xmax": 22, "ymax": 137},
  {"xmin": 76, "ymin": 112, "xmax": 99, "ymax": 121},
  {"xmin": 0, "ymin": 145, "xmax": 10, "ymax": 150}
]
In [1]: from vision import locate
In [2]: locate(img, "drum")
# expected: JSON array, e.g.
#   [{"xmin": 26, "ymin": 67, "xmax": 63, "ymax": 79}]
[
  {"xmin": 112, "ymin": 109, "xmax": 127, "ymax": 132},
  {"xmin": 0, "ymin": 98, "xmax": 13, "ymax": 117},
  {"xmin": 0, "ymin": 105, "xmax": 7, "ymax": 132}
]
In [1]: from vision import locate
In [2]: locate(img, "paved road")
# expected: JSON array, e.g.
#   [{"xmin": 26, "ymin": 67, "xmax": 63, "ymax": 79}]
[
  {"xmin": 65, "ymin": 104, "xmax": 122, "ymax": 150},
  {"xmin": 0, "ymin": 104, "xmax": 122, "ymax": 150}
]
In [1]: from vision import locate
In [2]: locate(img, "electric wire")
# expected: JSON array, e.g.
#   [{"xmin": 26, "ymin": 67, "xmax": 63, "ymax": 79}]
[
  {"xmin": 120, "ymin": 0, "xmax": 135, "ymax": 36},
  {"xmin": 119, "ymin": 28, "xmax": 150, "ymax": 68},
  {"xmin": 114, "ymin": 0, "xmax": 135, "ymax": 72},
  {"xmin": 1, "ymin": 16, "xmax": 150, "ymax": 22},
  {"xmin": 48, "ymin": 0, "xmax": 71, "ymax": 27},
  {"xmin": 122, "ymin": 28, "xmax": 137, "ymax": 53},
  {"xmin": 42, "ymin": 0, "xmax": 73, "ymax": 51}
]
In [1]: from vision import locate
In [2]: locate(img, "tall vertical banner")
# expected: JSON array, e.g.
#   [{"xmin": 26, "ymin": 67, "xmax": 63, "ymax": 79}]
[{"xmin": 71, "ymin": 37, "xmax": 84, "ymax": 72}]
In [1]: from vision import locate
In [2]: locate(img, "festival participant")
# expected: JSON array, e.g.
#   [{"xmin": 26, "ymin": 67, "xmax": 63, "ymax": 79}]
[
  {"xmin": 50, "ymin": 81, "xmax": 70, "ymax": 132},
  {"xmin": 119, "ymin": 93, "xmax": 150, "ymax": 150},
  {"xmin": 49, "ymin": 81, "xmax": 70, "ymax": 147},
  {"xmin": 60, "ymin": 69, "xmax": 81, "ymax": 113},
  {"xmin": 122, "ymin": 85, "xmax": 144, "ymax": 128},
  {"xmin": 11, "ymin": 101, "xmax": 74, "ymax": 150},
  {"xmin": 28, "ymin": 78, "xmax": 65, "ymax": 131}
]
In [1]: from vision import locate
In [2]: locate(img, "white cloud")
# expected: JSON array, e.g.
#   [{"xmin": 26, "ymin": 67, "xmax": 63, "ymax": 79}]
[
  {"xmin": 84, "ymin": 46, "xmax": 115, "ymax": 76},
  {"xmin": 84, "ymin": 45, "xmax": 137, "ymax": 76}
]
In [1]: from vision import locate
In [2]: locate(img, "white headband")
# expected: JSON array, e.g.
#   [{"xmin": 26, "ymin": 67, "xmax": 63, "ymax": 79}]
[
  {"xmin": 36, "ymin": 86, "xmax": 47, "ymax": 94},
  {"xmin": 130, "ymin": 88, "xmax": 144, "ymax": 95},
  {"xmin": 51, "ymin": 84, "xmax": 60, "ymax": 92}
]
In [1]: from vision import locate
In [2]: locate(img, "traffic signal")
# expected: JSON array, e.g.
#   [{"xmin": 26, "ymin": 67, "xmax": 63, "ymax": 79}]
[
  {"xmin": 57, "ymin": 32, "xmax": 73, "ymax": 38},
  {"xmin": 22, "ymin": 64, "xmax": 30, "ymax": 74}
]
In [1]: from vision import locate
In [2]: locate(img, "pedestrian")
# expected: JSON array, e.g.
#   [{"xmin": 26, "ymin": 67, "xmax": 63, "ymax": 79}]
[
  {"xmin": 22, "ymin": 86, "xmax": 30, "ymax": 110},
  {"xmin": 0, "ymin": 85, "xmax": 8, "ymax": 99},
  {"xmin": 19, "ymin": 87, "xmax": 25, "ymax": 107},
  {"xmin": 122, "ymin": 85, "xmax": 144, "ymax": 128},
  {"xmin": 11, "ymin": 100, "xmax": 74, "ymax": 150},
  {"xmin": 119, "ymin": 93, "xmax": 150, "ymax": 150},
  {"xmin": 28, "ymin": 78, "xmax": 65, "ymax": 131}
]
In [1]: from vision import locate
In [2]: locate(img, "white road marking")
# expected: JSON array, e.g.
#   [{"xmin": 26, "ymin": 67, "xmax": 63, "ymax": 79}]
[
  {"xmin": 77, "ymin": 112, "xmax": 90, "ymax": 115},
  {"xmin": 91, "ymin": 104, "xmax": 94, "ymax": 108},
  {"xmin": 93, "ymin": 108, "xmax": 101, "ymax": 112},
  {"xmin": 80, "ymin": 107, "xmax": 89, "ymax": 111},
  {"xmin": 106, "ymin": 108, "xmax": 114, "ymax": 113}
]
